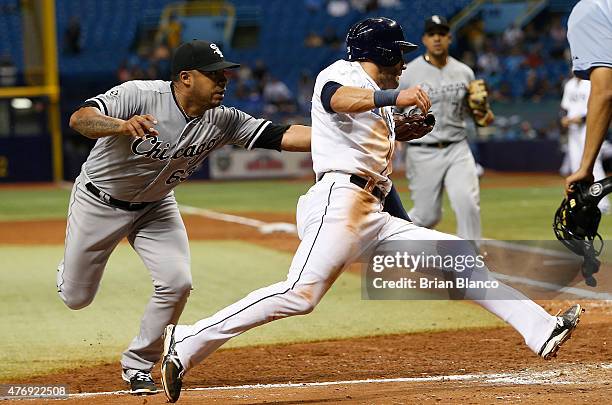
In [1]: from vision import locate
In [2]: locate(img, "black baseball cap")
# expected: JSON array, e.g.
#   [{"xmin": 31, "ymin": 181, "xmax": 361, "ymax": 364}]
[
  {"xmin": 424, "ymin": 15, "xmax": 450, "ymax": 34},
  {"xmin": 171, "ymin": 40, "xmax": 240, "ymax": 76}
]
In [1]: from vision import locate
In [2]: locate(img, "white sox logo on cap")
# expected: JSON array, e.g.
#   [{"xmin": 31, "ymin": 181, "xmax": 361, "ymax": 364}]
[
  {"xmin": 432, "ymin": 15, "xmax": 442, "ymax": 24},
  {"xmin": 210, "ymin": 43, "xmax": 223, "ymax": 58}
]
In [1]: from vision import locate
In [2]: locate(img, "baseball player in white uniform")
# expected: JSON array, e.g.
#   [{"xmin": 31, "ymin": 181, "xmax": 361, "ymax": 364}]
[
  {"xmin": 57, "ymin": 40, "xmax": 311, "ymax": 394},
  {"xmin": 561, "ymin": 75, "xmax": 610, "ymax": 212},
  {"xmin": 398, "ymin": 15, "xmax": 490, "ymax": 241},
  {"xmin": 159, "ymin": 19, "xmax": 583, "ymax": 403},
  {"xmin": 565, "ymin": 0, "xmax": 612, "ymax": 192}
]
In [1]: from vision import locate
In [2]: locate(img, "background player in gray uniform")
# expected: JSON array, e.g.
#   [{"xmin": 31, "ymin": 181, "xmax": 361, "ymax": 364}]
[
  {"xmin": 565, "ymin": 0, "xmax": 612, "ymax": 192},
  {"xmin": 56, "ymin": 40, "xmax": 310, "ymax": 394},
  {"xmin": 398, "ymin": 16, "xmax": 493, "ymax": 240}
]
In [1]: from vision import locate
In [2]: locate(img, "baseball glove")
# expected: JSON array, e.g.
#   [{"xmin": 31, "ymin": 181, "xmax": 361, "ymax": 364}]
[
  {"xmin": 553, "ymin": 179, "xmax": 611, "ymax": 286},
  {"xmin": 393, "ymin": 112, "xmax": 435, "ymax": 142},
  {"xmin": 467, "ymin": 79, "xmax": 494, "ymax": 127}
]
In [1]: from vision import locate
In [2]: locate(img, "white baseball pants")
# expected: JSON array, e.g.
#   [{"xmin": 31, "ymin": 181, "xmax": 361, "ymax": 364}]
[{"xmin": 170, "ymin": 173, "xmax": 557, "ymax": 372}]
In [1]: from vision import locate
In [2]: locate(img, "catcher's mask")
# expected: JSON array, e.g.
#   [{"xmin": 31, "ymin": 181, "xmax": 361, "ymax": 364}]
[
  {"xmin": 553, "ymin": 178, "xmax": 611, "ymax": 286},
  {"xmin": 553, "ymin": 195, "xmax": 603, "ymax": 257},
  {"xmin": 346, "ymin": 17, "xmax": 418, "ymax": 67}
]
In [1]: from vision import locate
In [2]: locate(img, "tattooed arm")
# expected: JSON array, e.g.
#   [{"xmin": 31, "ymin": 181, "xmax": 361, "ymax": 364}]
[{"xmin": 69, "ymin": 107, "xmax": 159, "ymax": 139}]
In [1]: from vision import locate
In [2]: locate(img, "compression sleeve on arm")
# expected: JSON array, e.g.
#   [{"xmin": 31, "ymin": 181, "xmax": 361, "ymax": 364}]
[{"xmin": 252, "ymin": 123, "xmax": 291, "ymax": 151}]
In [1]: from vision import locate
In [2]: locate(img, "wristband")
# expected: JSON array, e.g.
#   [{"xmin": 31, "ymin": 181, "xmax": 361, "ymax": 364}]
[{"xmin": 373, "ymin": 89, "xmax": 400, "ymax": 107}]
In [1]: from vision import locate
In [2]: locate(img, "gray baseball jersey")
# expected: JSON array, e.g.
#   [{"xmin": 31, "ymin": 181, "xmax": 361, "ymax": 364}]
[
  {"xmin": 568, "ymin": 0, "xmax": 612, "ymax": 79},
  {"xmin": 399, "ymin": 56, "xmax": 474, "ymax": 143},
  {"xmin": 83, "ymin": 80, "xmax": 269, "ymax": 201}
]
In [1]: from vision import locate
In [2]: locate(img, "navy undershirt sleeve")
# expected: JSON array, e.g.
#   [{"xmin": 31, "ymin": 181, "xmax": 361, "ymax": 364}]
[{"xmin": 321, "ymin": 81, "xmax": 343, "ymax": 113}]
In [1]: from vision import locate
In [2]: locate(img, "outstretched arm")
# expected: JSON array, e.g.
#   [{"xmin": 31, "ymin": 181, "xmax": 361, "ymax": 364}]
[
  {"xmin": 281, "ymin": 125, "xmax": 311, "ymax": 152},
  {"xmin": 566, "ymin": 67, "xmax": 612, "ymax": 193},
  {"xmin": 70, "ymin": 107, "xmax": 158, "ymax": 139},
  {"xmin": 329, "ymin": 85, "xmax": 431, "ymax": 114}
]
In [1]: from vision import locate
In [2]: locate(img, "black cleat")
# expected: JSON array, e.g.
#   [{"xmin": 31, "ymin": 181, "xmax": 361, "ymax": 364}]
[
  {"xmin": 122, "ymin": 369, "xmax": 158, "ymax": 395},
  {"xmin": 161, "ymin": 324, "xmax": 184, "ymax": 403},
  {"xmin": 538, "ymin": 304, "xmax": 583, "ymax": 359}
]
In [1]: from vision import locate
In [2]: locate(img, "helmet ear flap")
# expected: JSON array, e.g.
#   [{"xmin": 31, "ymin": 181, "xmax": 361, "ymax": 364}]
[{"xmin": 376, "ymin": 45, "xmax": 403, "ymax": 66}]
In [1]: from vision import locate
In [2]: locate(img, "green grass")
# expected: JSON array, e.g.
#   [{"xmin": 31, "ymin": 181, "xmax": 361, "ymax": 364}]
[
  {"xmin": 175, "ymin": 180, "xmax": 310, "ymax": 213},
  {"xmin": 0, "ymin": 189, "xmax": 71, "ymax": 220},
  {"xmin": 0, "ymin": 180, "xmax": 310, "ymax": 221},
  {"xmin": 0, "ymin": 241, "xmax": 501, "ymax": 380},
  {"xmin": 2, "ymin": 178, "xmax": 611, "ymax": 240},
  {"xmin": 2, "ymin": 176, "xmax": 610, "ymax": 379},
  {"xmin": 444, "ymin": 186, "xmax": 602, "ymax": 240}
]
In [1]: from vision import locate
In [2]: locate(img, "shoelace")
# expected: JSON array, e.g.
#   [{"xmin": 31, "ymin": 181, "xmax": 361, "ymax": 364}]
[{"xmin": 133, "ymin": 371, "xmax": 153, "ymax": 382}]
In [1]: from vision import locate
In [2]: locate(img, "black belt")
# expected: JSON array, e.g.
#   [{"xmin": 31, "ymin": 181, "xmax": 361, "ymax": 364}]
[
  {"xmin": 85, "ymin": 182, "xmax": 151, "ymax": 211},
  {"xmin": 320, "ymin": 173, "xmax": 386, "ymax": 201},
  {"xmin": 408, "ymin": 140, "xmax": 458, "ymax": 148},
  {"xmin": 349, "ymin": 175, "xmax": 385, "ymax": 201}
]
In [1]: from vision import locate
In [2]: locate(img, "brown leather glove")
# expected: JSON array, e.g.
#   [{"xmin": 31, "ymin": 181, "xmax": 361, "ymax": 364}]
[
  {"xmin": 467, "ymin": 79, "xmax": 494, "ymax": 127},
  {"xmin": 393, "ymin": 112, "xmax": 435, "ymax": 142}
]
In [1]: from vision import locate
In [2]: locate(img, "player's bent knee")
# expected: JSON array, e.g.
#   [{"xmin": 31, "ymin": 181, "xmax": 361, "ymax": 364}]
[
  {"xmin": 413, "ymin": 212, "xmax": 441, "ymax": 228},
  {"xmin": 173, "ymin": 272, "xmax": 192, "ymax": 294},
  {"xmin": 293, "ymin": 298, "xmax": 316, "ymax": 315},
  {"xmin": 155, "ymin": 272, "xmax": 193, "ymax": 299},
  {"xmin": 290, "ymin": 288, "xmax": 322, "ymax": 315},
  {"xmin": 174, "ymin": 279, "xmax": 192, "ymax": 298},
  {"xmin": 58, "ymin": 289, "xmax": 95, "ymax": 310}
]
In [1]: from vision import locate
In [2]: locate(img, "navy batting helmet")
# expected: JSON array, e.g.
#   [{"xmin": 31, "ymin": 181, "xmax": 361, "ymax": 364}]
[{"xmin": 346, "ymin": 17, "xmax": 418, "ymax": 66}]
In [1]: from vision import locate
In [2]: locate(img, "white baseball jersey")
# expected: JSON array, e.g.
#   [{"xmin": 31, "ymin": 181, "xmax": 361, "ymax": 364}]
[
  {"xmin": 561, "ymin": 77, "xmax": 590, "ymax": 138},
  {"xmin": 311, "ymin": 60, "xmax": 395, "ymax": 193},
  {"xmin": 568, "ymin": 0, "xmax": 612, "ymax": 79}
]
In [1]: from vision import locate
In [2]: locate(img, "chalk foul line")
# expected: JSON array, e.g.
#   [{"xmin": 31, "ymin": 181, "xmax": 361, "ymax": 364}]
[{"xmin": 67, "ymin": 363, "xmax": 612, "ymax": 398}]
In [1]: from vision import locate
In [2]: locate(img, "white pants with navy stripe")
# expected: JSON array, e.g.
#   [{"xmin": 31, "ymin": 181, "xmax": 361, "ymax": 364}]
[{"xmin": 171, "ymin": 173, "xmax": 557, "ymax": 372}]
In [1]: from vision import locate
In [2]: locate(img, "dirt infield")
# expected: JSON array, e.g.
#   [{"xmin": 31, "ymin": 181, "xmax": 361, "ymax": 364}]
[
  {"xmin": 11, "ymin": 318, "xmax": 612, "ymax": 403},
  {"xmin": 2, "ymin": 197, "xmax": 612, "ymax": 403}
]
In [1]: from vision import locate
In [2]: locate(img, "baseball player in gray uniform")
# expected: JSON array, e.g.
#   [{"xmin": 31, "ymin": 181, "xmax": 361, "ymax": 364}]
[
  {"xmin": 159, "ymin": 18, "xmax": 582, "ymax": 403},
  {"xmin": 565, "ymin": 0, "xmax": 612, "ymax": 192},
  {"xmin": 56, "ymin": 40, "xmax": 310, "ymax": 394},
  {"xmin": 398, "ymin": 16, "xmax": 493, "ymax": 240}
]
